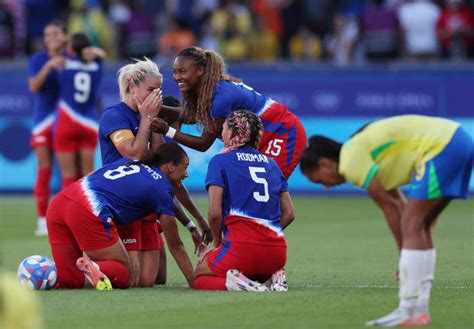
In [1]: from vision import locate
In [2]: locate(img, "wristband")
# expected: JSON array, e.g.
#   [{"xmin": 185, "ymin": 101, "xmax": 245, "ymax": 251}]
[
  {"xmin": 186, "ymin": 221, "xmax": 196, "ymax": 231},
  {"xmin": 166, "ymin": 126, "xmax": 177, "ymax": 139}
]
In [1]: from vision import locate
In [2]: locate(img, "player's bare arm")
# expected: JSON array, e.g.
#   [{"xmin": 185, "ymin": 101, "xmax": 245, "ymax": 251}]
[
  {"xmin": 149, "ymin": 117, "xmax": 224, "ymax": 152},
  {"xmin": 28, "ymin": 56, "xmax": 64, "ymax": 93},
  {"xmin": 367, "ymin": 176, "xmax": 404, "ymax": 250},
  {"xmin": 207, "ymin": 185, "xmax": 224, "ymax": 249},
  {"xmin": 279, "ymin": 192, "xmax": 296, "ymax": 230},
  {"xmin": 160, "ymin": 214, "xmax": 194, "ymax": 287}
]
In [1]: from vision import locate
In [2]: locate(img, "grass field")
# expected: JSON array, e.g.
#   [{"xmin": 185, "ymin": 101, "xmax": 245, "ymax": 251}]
[{"xmin": 1, "ymin": 196, "xmax": 473, "ymax": 329}]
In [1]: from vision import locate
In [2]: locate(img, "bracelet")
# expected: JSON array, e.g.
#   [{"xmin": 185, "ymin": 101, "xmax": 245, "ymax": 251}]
[
  {"xmin": 166, "ymin": 126, "xmax": 177, "ymax": 139},
  {"xmin": 186, "ymin": 221, "xmax": 196, "ymax": 231}
]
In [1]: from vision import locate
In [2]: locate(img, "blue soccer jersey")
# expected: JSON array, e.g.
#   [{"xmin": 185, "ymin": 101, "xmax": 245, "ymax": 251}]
[
  {"xmin": 205, "ymin": 146, "xmax": 288, "ymax": 235},
  {"xmin": 57, "ymin": 56, "xmax": 103, "ymax": 121},
  {"xmin": 210, "ymin": 80, "xmax": 273, "ymax": 119},
  {"xmin": 28, "ymin": 51, "xmax": 60, "ymax": 129},
  {"xmin": 99, "ymin": 102, "xmax": 141, "ymax": 165},
  {"xmin": 67, "ymin": 158, "xmax": 175, "ymax": 225}
]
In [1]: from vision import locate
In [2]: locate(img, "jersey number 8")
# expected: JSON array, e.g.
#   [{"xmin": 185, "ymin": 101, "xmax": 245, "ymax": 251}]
[
  {"xmin": 73, "ymin": 72, "xmax": 91, "ymax": 103},
  {"xmin": 104, "ymin": 165, "xmax": 140, "ymax": 180}
]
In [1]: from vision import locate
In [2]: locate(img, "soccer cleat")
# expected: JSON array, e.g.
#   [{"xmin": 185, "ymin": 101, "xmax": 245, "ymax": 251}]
[
  {"xmin": 76, "ymin": 256, "xmax": 112, "ymax": 291},
  {"xmin": 266, "ymin": 269, "xmax": 288, "ymax": 292},
  {"xmin": 399, "ymin": 313, "xmax": 431, "ymax": 327},
  {"xmin": 225, "ymin": 269, "xmax": 269, "ymax": 292},
  {"xmin": 366, "ymin": 308, "xmax": 412, "ymax": 327}
]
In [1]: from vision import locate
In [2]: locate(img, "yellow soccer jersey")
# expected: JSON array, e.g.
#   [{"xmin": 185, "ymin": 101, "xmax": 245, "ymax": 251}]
[{"xmin": 339, "ymin": 115, "xmax": 460, "ymax": 190}]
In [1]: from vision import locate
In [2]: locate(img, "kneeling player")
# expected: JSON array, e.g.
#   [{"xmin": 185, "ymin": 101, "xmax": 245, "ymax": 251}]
[
  {"xmin": 193, "ymin": 110, "xmax": 296, "ymax": 291},
  {"xmin": 46, "ymin": 143, "xmax": 194, "ymax": 290}
]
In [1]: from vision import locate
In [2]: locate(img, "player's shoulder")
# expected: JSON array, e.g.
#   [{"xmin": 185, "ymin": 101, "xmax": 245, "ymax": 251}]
[
  {"xmin": 29, "ymin": 51, "xmax": 48, "ymax": 65},
  {"xmin": 101, "ymin": 103, "xmax": 129, "ymax": 119}
]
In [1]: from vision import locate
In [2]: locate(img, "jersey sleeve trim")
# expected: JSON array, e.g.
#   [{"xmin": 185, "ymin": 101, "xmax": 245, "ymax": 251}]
[{"xmin": 362, "ymin": 164, "xmax": 379, "ymax": 190}]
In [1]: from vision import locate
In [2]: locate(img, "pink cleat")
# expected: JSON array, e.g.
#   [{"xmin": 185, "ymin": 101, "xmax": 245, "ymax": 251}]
[{"xmin": 76, "ymin": 256, "xmax": 112, "ymax": 291}]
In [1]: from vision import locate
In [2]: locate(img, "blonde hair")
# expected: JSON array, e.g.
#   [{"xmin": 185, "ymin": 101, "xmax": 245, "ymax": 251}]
[{"xmin": 117, "ymin": 57, "xmax": 163, "ymax": 101}]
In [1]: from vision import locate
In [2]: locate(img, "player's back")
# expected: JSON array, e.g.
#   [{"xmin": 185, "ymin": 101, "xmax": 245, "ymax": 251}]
[
  {"xmin": 210, "ymin": 80, "xmax": 271, "ymax": 119},
  {"xmin": 58, "ymin": 56, "xmax": 103, "ymax": 117},
  {"xmin": 206, "ymin": 146, "xmax": 288, "ymax": 234},
  {"xmin": 64, "ymin": 158, "xmax": 174, "ymax": 224}
]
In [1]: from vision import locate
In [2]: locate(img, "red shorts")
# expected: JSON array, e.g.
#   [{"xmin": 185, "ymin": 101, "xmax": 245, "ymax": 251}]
[
  {"xmin": 116, "ymin": 216, "xmax": 164, "ymax": 251},
  {"xmin": 31, "ymin": 120, "xmax": 54, "ymax": 148},
  {"xmin": 259, "ymin": 102, "xmax": 307, "ymax": 178},
  {"xmin": 53, "ymin": 105, "xmax": 98, "ymax": 152},
  {"xmin": 47, "ymin": 193, "xmax": 119, "ymax": 250},
  {"xmin": 206, "ymin": 216, "xmax": 287, "ymax": 282}
]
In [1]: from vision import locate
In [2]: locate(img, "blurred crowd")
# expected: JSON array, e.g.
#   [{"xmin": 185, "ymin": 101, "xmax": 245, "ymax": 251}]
[{"xmin": 1, "ymin": 0, "xmax": 473, "ymax": 66}]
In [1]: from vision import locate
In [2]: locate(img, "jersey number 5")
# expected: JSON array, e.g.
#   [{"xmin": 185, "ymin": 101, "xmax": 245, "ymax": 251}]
[
  {"xmin": 104, "ymin": 165, "xmax": 140, "ymax": 180},
  {"xmin": 74, "ymin": 72, "xmax": 91, "ymax": 103},
  {"xmin": 249, "ymin": 167, "xmax": 269, "ymax": 202}
]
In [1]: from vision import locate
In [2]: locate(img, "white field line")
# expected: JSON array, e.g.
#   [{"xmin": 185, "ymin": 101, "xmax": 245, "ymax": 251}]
[{"xmin": 165, "ymin": 283, "xmax": 471, "ymax": 290}]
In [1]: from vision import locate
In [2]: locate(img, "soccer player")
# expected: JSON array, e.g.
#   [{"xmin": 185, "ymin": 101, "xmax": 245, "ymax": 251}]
[
  {"xmin": 149, "ymin": 46, "xmax": 306, "ymax": 179},
  {"xmin": 98, "ymin": 58, "xmax": 210, "ymax": 287},
  {"xmin": 46, "ymin": 142, "xmax": 195, "ymax": 290},
  {"xmin": 28, "ymin": 21, "xmax": 67, "ymax": 236},
  {"xmin": 53, "ymin": 32, "xmax": 104, "ymax": 190},
  {"xmin": 193, "ymin": 110, "xmax": 295, "ymax": 292},
  {"xmin": 299, "ymin": 115, "xmax": 473, "ymax": 326}
]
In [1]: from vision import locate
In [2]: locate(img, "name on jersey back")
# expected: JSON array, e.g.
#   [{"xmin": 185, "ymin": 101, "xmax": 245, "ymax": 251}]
[{"xmin": 236, "ymin": 152, "xmax": 269, "ymax": 163}]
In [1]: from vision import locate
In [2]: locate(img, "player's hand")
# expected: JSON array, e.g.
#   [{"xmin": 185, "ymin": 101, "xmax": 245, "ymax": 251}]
[
  {"xmin": 47, "ymin": 56, "xmax": 65, "ymax": 70},
  {"xmin": 189, "ymin": 227, "xmax": 203, "ymax": 254},
  {"xmin": 149, "ymin": 117, "xmax": 169, "ymax": 134},
  {"xmin": 197, "ymin": 245, "xmax": 212, "ymax": 264},
  {"xmin": 200, "ymin": 227, "xmax": 213, "ymax": 245},
  {"xmin": 135, "ymin": 88, "xmax": 162, "ymax": 118}
]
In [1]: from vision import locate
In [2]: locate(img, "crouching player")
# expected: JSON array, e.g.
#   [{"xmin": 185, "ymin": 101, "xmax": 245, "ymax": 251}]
[
  {"xmin": 193, "ymin": 110, "xmax": 296, "ymax": 292},
  {"xmin": 299, "ymin": 115, "xmax": 473, "ymax": 326},
  {"xmin": 46, "ymin": 143, "xmax": 194, "ymax": 290}
]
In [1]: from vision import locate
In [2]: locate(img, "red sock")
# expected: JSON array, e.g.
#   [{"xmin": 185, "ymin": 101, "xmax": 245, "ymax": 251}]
[
  {"xmin": 34, "ymin": 167, "xmax": 51, "ymax": 217},
  {"xmin": 61, "ymin": 177, "xmax": 77, "ymax": 190},
  {"xmin": 193, "ymin": 275, "xmax": 227, "ymax": 290},
  {"xmin": 50, "ymin": 243, "xmax": 85, "ymax": 289},
  {"xmin": 96, "ymin": 260, "xmax": 131, "ymax": 289}
]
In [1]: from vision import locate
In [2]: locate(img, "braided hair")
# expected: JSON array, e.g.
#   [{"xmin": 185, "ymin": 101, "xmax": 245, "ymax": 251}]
[
  {"xmin": 177, "ymin": 47, "xmax": 241, "ymax": 130},
  {"xmin": 299, "ymin": 135, "xmax": 342, "ymax": 174},
  {"xmin": 221, "ymin": 110, "xmax": 263, "ymax": 153}
]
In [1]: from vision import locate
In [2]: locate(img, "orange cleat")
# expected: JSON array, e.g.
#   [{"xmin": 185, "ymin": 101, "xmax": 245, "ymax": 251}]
[{"xmin": 76, "ymin": 256, "xmax": 112, "ymax": 291}]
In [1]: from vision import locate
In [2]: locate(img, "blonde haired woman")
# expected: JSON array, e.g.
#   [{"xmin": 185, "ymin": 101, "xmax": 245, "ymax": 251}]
[{"xmin": 98, "ymin": 57, "xmax": 210, "ymax": 287}]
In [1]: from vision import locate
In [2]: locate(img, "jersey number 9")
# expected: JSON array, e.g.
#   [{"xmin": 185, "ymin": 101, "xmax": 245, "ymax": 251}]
[{"xmin": 73, "ymin": 72, "xmax": 91, "ymax": 103}]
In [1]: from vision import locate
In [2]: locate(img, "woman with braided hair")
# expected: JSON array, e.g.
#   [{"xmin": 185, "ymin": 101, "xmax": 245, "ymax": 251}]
[
  {"xmin": 193, "ymin": 110, "xmax": 296, "ymax": 291},
  {"xmin": 149, "ymin": 46, "xmax": 306, "ymax": 179}
]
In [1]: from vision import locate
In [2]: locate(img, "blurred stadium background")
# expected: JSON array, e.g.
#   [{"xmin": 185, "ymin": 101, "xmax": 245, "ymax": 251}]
[
  {"xmin": 0, "ymin": 2, "xmax": 473, "ymax": 328},
  {"xmin": 0, "ymin": 0, "xmax": 473, "ymax": 194}
]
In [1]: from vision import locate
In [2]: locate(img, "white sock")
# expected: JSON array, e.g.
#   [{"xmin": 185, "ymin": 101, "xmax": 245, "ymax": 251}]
[
  {"xmin": 417, "ymin": 249, "xmax": 436, "ymax": 313},
  {"xmin": 37, "ymin": 217, "xmax": 47, "ymax": 230},
  {"xmin": 398, "ymin": 249, "xmax": 427, "ymax": 310}
]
